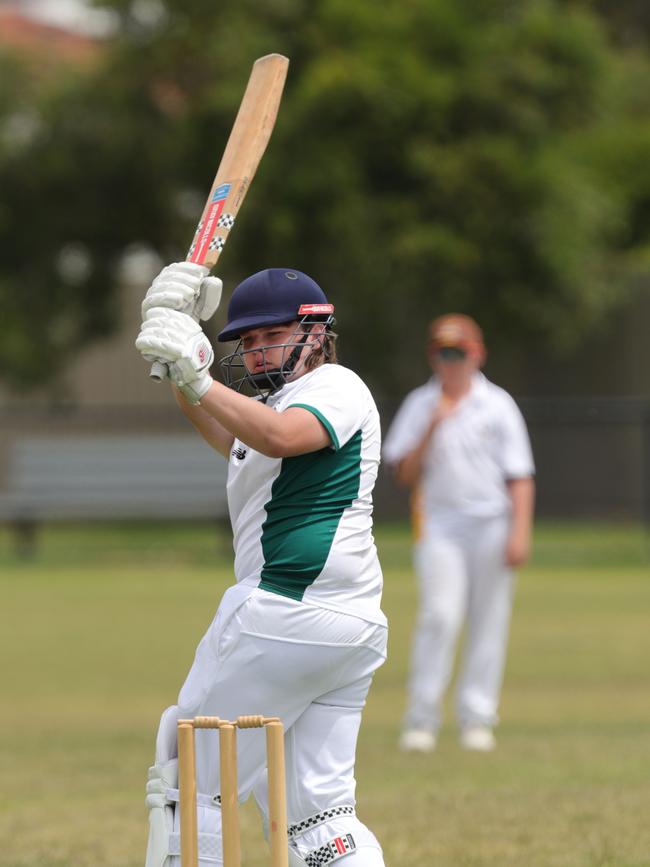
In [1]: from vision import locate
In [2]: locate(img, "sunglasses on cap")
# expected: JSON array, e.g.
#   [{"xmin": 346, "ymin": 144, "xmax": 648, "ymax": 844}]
[{"xmin": 436, "ymin": 345, "xmax": 467, "ymax": 361}]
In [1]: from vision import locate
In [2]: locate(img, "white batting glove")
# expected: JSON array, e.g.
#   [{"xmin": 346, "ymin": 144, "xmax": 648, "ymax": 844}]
[
  {"xmin": 141, "ymin": 262, "xmax": 222, "ymax": 322},
  {"xmin": 135, "ymin": 308, "xmax": 214, "ymax": 404}
]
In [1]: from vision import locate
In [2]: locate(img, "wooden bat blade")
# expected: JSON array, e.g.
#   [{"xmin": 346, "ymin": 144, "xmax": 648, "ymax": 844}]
[
  {"xmin": 150, "ymin": 54, "xmax": 289, "ymax": 382},
  {"xmin": 186, "ymin": 53, "xmax": 289, "ymax": 269}
]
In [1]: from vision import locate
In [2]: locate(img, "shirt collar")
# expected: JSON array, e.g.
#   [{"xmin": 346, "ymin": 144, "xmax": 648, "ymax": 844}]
[{"xmin": 266, "ymin": 366, "xmax": 318, "ymax": 406}]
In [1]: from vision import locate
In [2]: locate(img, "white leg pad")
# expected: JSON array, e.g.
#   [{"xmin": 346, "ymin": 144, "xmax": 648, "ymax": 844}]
[
  {"xmin": 144, "ymin": 706, "xmax": 180, "ymax": 867},
  {"xmin": 145, "ymin": 760, "xmax": 178, "ymax": 867},
  {"xmin": 167, "ymin": 795, "xmax": 224, "ymax": 867},
  {"xmin": 156, "ymin": 705, "xmax": 180, "ymax": 763}
]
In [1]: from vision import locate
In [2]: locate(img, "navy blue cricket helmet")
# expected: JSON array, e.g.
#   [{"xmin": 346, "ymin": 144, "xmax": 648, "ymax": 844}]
[{"xmin": 217, "ymin": 269, "xmax": 332, "ymax": 342}]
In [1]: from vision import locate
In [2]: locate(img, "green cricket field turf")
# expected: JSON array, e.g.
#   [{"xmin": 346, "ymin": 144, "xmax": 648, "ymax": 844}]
[{"xmin": 0, "ymin": 521, "xmax": 648, "ymax": 866}]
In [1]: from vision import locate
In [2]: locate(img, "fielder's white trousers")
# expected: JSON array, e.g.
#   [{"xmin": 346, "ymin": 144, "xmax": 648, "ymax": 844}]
[
  {"xmin": 404, "ymin": 514, "xmax": 514, "ymax": 733},
  {"xmin": 167, "ymin": 584, "xmax": 388, "ymax": 867}
]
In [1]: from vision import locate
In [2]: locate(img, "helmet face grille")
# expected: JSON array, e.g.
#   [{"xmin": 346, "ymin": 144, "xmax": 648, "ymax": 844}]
[
  {"xmin": 219, "ymin": 312, "xmax": 336, "ymax": 398},
  {"xmin": 219, "ymin": 344, "xmax": 287, "ymax": 396}
]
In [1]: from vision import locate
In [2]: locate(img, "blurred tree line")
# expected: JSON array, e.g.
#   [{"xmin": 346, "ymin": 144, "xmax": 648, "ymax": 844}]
[{"xmin": 1, "ymin": 0, "xmax": 649, "ymax": 396}]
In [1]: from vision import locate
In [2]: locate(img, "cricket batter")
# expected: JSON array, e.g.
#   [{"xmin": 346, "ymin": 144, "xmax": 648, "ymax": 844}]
[
  {"xmin": 135, "ymin": 264, "xmax": 388, "ymax": 866},
  {"xmin": 383, "ymin": 314, "xmax": 534, "ymax": 752}
]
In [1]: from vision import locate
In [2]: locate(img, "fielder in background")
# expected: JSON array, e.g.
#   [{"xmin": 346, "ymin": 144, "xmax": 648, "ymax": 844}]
[
  {"xmin": 135, "ymin": 263, "xmax": 388, "ymax": 867},
  {"xmin": 383, "ymin": 314, "xmax": 535, "ymax": 753}
]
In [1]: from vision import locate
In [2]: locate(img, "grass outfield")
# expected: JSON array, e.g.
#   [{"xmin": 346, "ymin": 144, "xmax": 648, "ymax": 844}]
[{"xmin": 0, "ymin": 521, "xmax": 649, "ymax": 867}]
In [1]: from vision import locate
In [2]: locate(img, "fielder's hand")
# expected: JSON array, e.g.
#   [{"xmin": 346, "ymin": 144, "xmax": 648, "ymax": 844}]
[
  {"xmin": 504, "ymin": 530, "xmax": 531, "ymax": 568},
  {"xmin": 434, "ymin": 393, "xmax": 458, "ymax": 424},
  {"xmin": 141, "ymin": 262, "xmax": 222, "ymax": 322},
  {"xmin": 136, "ymin": 308, "xmax": 214, "ymax": 404}
]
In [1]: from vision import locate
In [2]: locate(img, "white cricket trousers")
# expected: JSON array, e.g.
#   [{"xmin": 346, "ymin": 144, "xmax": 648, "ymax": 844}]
[
  {"xmin": 404, "ymin": 514, "xmax": 514, "ymax": 733},
  {"xmin": 167, "ymin": 584, "xmax": 388, "ymax": 867}
]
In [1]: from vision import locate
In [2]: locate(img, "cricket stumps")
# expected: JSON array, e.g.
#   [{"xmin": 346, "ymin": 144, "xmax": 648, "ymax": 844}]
[{"xmin": 177, "ymin": 715, "xmax": 288, "ymax": 867}]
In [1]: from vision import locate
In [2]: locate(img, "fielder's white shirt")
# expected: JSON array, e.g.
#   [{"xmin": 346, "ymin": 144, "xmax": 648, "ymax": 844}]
[
  {"xmin": 383, "ymin": 373, "xmax": 534, "ymax": 520},
  {"xmin": 226, "ymin": 363, "xmax": 386, "ymax": 626}
]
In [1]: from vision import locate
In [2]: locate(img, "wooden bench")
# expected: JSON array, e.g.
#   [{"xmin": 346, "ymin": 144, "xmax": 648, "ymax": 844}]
[{"xmin": 0, "ymin": 435, "xmax": 229, "ymax": 554}]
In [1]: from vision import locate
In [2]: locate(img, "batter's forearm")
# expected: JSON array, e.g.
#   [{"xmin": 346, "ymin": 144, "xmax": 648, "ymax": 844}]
[
  {"xmin": 173, "ymin": 386, "xmax": 234, "ymax": 457},
  {"xmin": 198, "ymin": 382, "xmax": 279, "ymax": 454},
  {"xmin": 198, "ymin": 380, "xmax": 329, "ymax": 458}
]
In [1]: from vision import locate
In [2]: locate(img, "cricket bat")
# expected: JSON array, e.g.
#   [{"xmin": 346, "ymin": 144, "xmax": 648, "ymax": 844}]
[{"xmin": 150, "ymin": 53, "xmax": 290, "ymax": 380}]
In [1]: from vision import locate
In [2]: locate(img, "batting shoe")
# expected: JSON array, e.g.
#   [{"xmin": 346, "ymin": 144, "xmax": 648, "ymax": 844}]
[
  {"xmin": 459, "ymin": 725, "xmax": 496, "ymax": 752},
  {"xmin": 399, "ymin": 728, "xmax": 437, "ymax": 753}
]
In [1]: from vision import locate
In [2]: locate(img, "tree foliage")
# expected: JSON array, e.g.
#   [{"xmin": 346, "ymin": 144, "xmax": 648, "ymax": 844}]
[{"xmin": 1, "ymin": 0, "xmax": 649, "ymax": 394}]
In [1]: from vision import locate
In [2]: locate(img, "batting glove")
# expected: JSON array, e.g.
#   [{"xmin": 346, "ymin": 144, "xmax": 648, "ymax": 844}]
[
  {"xmin": 135, "ymin": 308, "xmax": 214, "ymax": 404},
  {"xmin": 141, "ymin": 262, "xmax": 222, "ymax": 323}
]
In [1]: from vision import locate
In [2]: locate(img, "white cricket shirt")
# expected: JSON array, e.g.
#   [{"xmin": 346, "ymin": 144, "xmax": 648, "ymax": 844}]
[
  {"xmin": 383, "ymin": 373, "xmax": 534, "ymax": 520},
  {"xmin": 226, "ymin": 363, "xmax": 386, "ymax": 625}
]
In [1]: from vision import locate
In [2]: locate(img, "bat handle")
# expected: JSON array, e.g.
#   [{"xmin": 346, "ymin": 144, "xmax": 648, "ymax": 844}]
[{"xmin": 150, "ymin": 361, "xmax": 168, "ymax": 382}]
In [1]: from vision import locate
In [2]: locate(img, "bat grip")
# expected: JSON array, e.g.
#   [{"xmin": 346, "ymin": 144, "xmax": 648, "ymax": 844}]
[{"xmin": 149, "ymin": 361, "xmax": 168, "ymax": 382}]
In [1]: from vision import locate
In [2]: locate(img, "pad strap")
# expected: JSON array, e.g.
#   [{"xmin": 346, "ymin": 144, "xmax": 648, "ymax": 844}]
[
  {"xmin": 165, "ymin": 788, "xmax": 221, "ymax": 808},
  {"xmin": 169, "ymin": 829, "xmax": 357, "ymax": 864},
  {"xmin": 303, "ymin": 833, "xmax": 357, "ymax": 866},
  {"xmin": 288, "ymin": 805, "xmax": 356, "ymax": 840}
]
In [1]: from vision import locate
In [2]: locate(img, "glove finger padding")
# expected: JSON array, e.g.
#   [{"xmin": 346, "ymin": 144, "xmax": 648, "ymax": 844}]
[
  {"xmin": 142, "ymin": 262, "xmax": 207, "ymax": 316},
  {"xmin": 142, "ymin": 262, "xmax": 222, "ymax": 322},
  {"xmin": 135, "ymin": 308, "xmax": 214, "ymax": 404},
  {"xmin": 136, "ymin": 308, "xmax": 206, "ymax": 360}
]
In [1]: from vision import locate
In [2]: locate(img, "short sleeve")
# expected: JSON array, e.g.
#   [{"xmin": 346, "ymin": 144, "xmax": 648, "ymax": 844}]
[
  {"xmin": 498, "ymin": 396, "xmax": 535, "ymax": 479},
  {"xmin": 287, "ymin": 367, "xmax": 370, "ymax": 451}
]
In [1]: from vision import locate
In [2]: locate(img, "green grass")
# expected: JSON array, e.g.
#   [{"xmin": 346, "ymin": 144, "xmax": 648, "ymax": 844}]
[{"xmin": 1, "ymin": 521, "xmax": 649, "ymax": 866}]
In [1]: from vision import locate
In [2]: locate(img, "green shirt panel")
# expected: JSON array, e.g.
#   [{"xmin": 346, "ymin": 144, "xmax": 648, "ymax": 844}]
[{"xmin": 258, "ymin": 429, "xmax": 363, "ymax": 600}]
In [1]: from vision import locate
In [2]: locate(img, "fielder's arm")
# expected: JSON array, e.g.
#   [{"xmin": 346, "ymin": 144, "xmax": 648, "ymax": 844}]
[
  {"xmin": 393, "ymin": 395, "xmax": 456, "ymax": 488},
  {"xmin": 504, "ymin": 476, "xmax": 535, "ymax": 567}
]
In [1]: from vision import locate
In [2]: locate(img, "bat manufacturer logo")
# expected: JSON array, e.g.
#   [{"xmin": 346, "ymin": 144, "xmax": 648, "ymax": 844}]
[
  {"xmin": 189, "ymin": 184, "xmax": 232, "ymax": 265},
  {"xmin": 233, "ymin": 177, "xmax": 249, "ymax": 208},
  {"xmin": 317, "ymin": 834, "xmax": 356, "ymax": 860},
  {"xmin": 334, "ymin": 834, "xmax": 355, "ymax": 854},
  {"xmin": 211, "ymin": 183, "xmax": 232, "ymax": 202}
]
